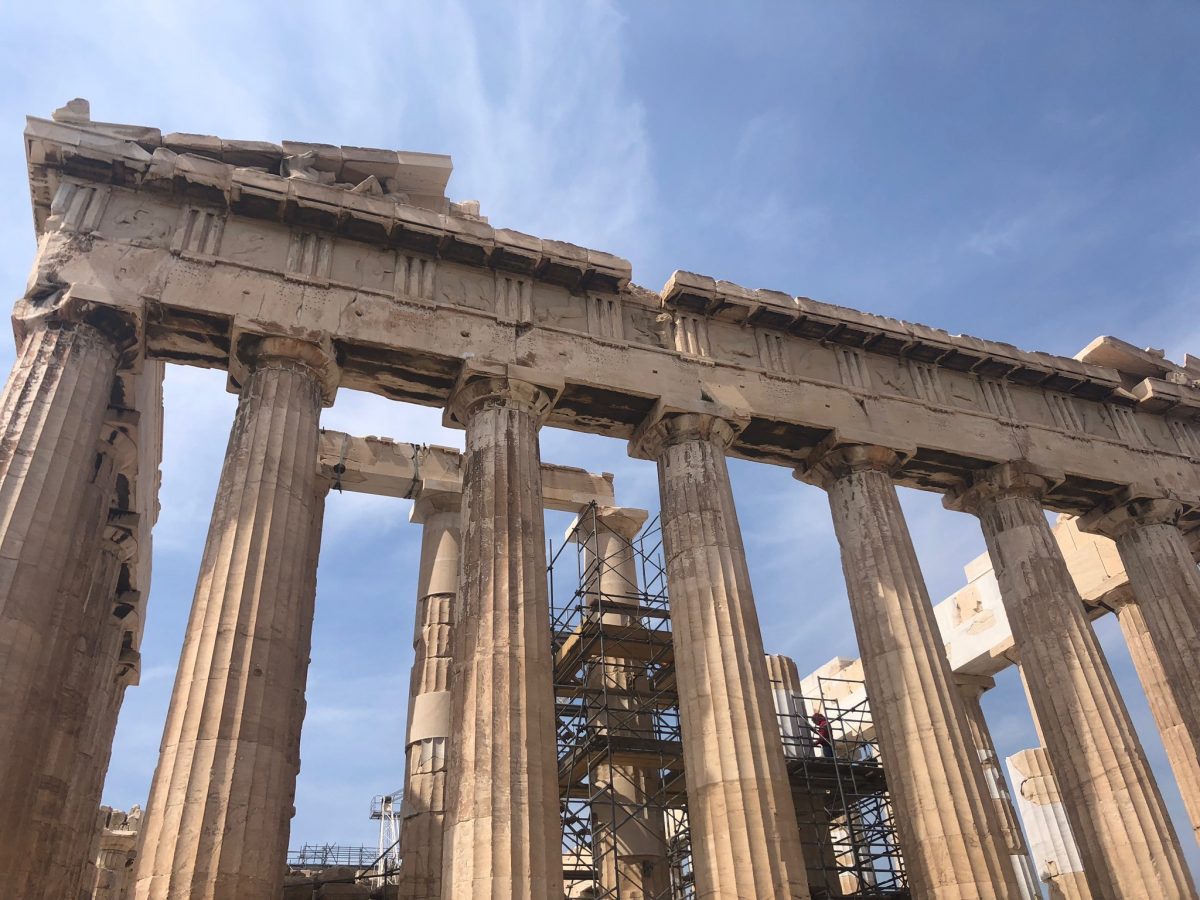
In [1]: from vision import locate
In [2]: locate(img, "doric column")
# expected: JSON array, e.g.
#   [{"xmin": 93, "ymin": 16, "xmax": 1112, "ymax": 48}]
[
  {"xmin": 631, "ymin": 410, "xmax": 808, "ymax": 900},
  {"xmin": 797, "ymin": 443, "xmax": 1023, "ymax": 899},
  {"xmin": 440, "ymin": 370, "xmax": 563, "ymax": 899},
  {"xmin": 954, "ymin": 675, "xmax": 1041, "ymax": 899},
  {"xmin": 1079, "ymin": 494, "xmax": 1200, "ymax": 845},
  {"xmin": 398, "ymin": 489, "xmax": 461, "ymax": 899},
  {"xmin": 1006, "ymin": 748, "xmax": 1093, "ymax": 900},
  {"xmin": 948, "ymin": 462, "xmax": 1194, "ymax": 898},
  {"xmin": 53, "ymin": 532, "xmax": 139, "ymax": 900},
  {"xmin": 1109, "ymin": 590, "xmax": 1200, "ymax": 849},
  {"xmin": 23, "ymin": 424, "xmax": 144, "ymax": 900},
  {"xmin": 13, "ymin": 432, "xmax": 119, "ymax": 899},
  {"xmin": 69, "ymin": 362, "xmax": 163, "ymax": 897},
  {"xmin": 568, "ymin": 506, "xmax": 671, "ymax": 898},
  {"xmin": 766, "ymin": 654, "xmax": 842, "ymax": 897},
  {"xmin": 573, "ymin": 505, "xmax": 647, "ymax": 609},
  {"xmin": 37, "ymin": 552, "xmax": 139, "ymax": 900},
  {"xmin": 0, "ymin": 316, "xmax": 126, "ymax": 888},
  {"xmin": 133, "ymin": 335, "xmax": 336, "ymax": 900}
]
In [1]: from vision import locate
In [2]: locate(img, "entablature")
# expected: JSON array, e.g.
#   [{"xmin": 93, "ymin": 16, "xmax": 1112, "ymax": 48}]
[
  {"xmin": 20, "ymin": 111, "xmax": 1200, "ymax": 519},
  {"xmin": 24, "ymin": 115, "xmax": 631, "ymax": 294},
  {"xmin": 661, "ymin": 270, "xmax": 1125, "ymax": 401}
]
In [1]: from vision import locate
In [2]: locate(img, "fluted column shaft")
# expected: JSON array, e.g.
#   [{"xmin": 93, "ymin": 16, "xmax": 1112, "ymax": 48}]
[
  {"xmin": 0, "ymin": 320, "xmax": 121, "ymax": 886},
  {"xmin": 398, "ymin": 490, "xmax": 461, "ymax": 899},
  {"xmin": 28, "ymin": 533, "xmax": 134, "ymax": 900},
  {"xmin": 55, "ymin": 536, "xmax": 134, "ymax": 899},
  {"xmin": 1081, "ymin": 497, "xmax": 1200, "ymax": 845},
  {"xmin": 634, "ymin": 412, "xmax": 808, "ymax": 900},
  {"xmin": 26, "ymin": 427, "xmax": 142, "ymax": 899},
  {"xmin": 16, "ymin": 439, "xmax": 117, "ymax": 898},
  {"xmin": 133, "ymin": 336, "xmax": 334, "ymax": 900},
  {"xmin": 1114, "ymin": 596, "xmax": 1200, "ymax": 847},
  {"xmin": 951, "ymin": 463, "xmax": 1194, "ymax": 899},
  {"xmin": 441, "ymin": 375, "xmax": 562, "ymax": 899},
  {"xmin": 954, "ymin": 677, "xmax": 1041, "ymax": 899},
  {"xmin": 801, "ymin": 445, "xmax": 1022, "ymax": 899}
]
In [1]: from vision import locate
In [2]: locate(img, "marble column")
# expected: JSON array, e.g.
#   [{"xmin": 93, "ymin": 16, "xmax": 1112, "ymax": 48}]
[
  {"xmin": 27, "ymin": 479, "xmax": 139, "ymax": 899},
  {"xmin": 1110, "ymin": 591, "xmax": 1200, "ymax": 848},
  {"xmin": 1006, "ymin": 749, "xmax": 1093, "ymax": 900},
  {"xmin": 574, "ymin": 505, "xmax": 648, "ymax": 610},
  {"xmin": 440, "ymin": 373, "xmax": 563, "ymax": 899},
  {"xmin": 12, "ymin": 434, "xmax": 118, "ymax": 898},
  {"xmin": 570, "ymin": 506, "xmax": 671, "ymax": 899},
  {"xmin": 133, "ymin": 335, "xmax": 335, "ymax": 900},
  {"xmin": 25, "ymin": 424, "xmax": 144, "ymax": 899},
  {"xmin": 0, "ymin": 318, "xmax": 123, "ymax": 888},
  {"xmin": 1080, "ymin": 495, "xmax": 1200, "ymax": 845},
  {"xmin": 948, "ymin": 462, "xmax": 1194, "ymax": 899},
  {"xmin": 798, "ymin": 443, "xmax": 1023, "ymax": 899},
  {"xmin": 56, "ymin": 533, "xmax": 138, "ymax": 900},
  {"xmin": 398, "ymin": 489, "xmax": 461, "ymax": 899},
  {"xmin": 631, "ymin": 411, "xmax": 808, "ymax": 900},
  {"xmin": 954, "ymin": 675, "xmax": 1041, "ymax": 899},
  {"xmin": 766, "ymin": 654, "xmax": 842, "ymax": 898}
]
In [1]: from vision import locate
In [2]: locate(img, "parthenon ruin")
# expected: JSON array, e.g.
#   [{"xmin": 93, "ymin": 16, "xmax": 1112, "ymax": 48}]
[{"xmin": 1, "ymin": 98, "xmax": 1199, "ymax": 899}]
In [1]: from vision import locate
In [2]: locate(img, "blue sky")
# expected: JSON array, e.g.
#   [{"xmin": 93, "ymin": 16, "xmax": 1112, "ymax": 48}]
[{"xmin": 2, "ymin": 0, "xmax": 1199, "ymax": 878}]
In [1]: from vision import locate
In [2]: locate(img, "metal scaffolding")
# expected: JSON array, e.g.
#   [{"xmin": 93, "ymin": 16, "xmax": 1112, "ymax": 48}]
[
  {"xmin": 287, "ymin": 505, "xmax": 907, "ymax": 899},
  {"xmin": 550, "ymin": 502, "xmax": 907, "ymax": 898},
  {"xmin": 368, "ymin": 788, "xmax": 403, "ymax": 884},
  {"xmin": 774, "ymin": 675, "xmax": 908, "ymax": 898},
  {"xmin": 286, "ymin": 844, "xmax": 379, "ymax": 869},
  {"xmin": 550, "ymin": 504, "xmax": 692, "ymax": 899}
]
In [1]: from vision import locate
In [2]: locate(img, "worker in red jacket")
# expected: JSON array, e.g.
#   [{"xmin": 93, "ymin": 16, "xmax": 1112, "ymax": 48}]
[{"xmin": 811, "ymin": 712, "xmax": 833, "ymax": 758}]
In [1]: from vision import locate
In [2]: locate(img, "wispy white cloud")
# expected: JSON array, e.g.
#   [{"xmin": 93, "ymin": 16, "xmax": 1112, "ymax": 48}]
[
  {"xmin": 696, "ymin": 110, "xmax": 830, "ymax": 274},
  {"xmin": 961, "ymin": 184, "xmax": 1100, "ymax": 259}
]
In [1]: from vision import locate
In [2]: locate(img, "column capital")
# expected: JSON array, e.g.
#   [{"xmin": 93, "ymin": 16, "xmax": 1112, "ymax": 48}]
[
  {"xmin": 792, "ymin": 438, "xmax": 907, "ymax": 490},
  {"xmin": 1101, "ymin": 584, "xmax": 1139, "ymax": 612},
  {"xmin": 566, "ymin": 505, "xmax": 648, "ymax": 544},
  {"xmin": 410, "ymin": 488, "xmax": 462, "ymax": 525},
  {"xmin": 953, "ymin": 672, "xmax": 998, "ymax": 700},
  {"xmin": 1077, "ymin": 487, "xmax": 1191, "ymax": 540},
  {"xmin": 314, "ymin": 473, "xmax": 335, "ymax": 500},
  {"xmin": 943, "ymin": 460, "xmax": 1062, "ymax": 514},
  {"xmin": 14, "ymin": 282, "xmax": 143, "ymax": 367},
  {"xmin": 228, "ymin": 329, "xmax": 340, "ymax": 406},
  {"xmin": 443, "ymin": 360, "xmax": 561, "ymax": 429},
  {"xmin": 629, "ymin": 407, "xmax": 745, "ymax": 460}
]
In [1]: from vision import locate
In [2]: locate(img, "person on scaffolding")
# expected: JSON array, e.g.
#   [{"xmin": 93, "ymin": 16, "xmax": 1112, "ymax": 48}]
[{"xmin": 811, "ymin": 712, "xmax": 834, "ymax": 757}]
